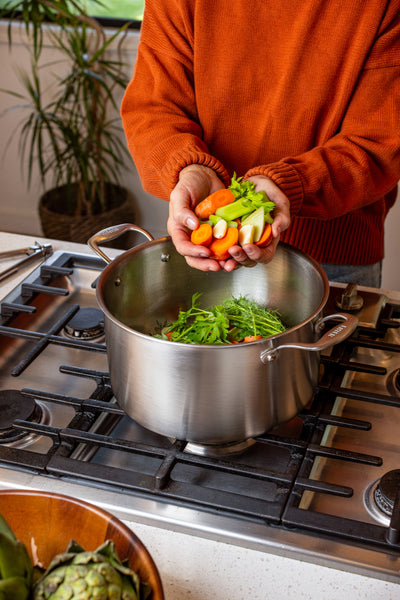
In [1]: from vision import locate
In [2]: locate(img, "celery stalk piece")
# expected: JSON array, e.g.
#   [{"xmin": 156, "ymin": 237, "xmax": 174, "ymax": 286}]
[
  {"xmin": 208, "ymin": 214, "xmax": 224, "ymax": 225},
  {"xmin": 215, "ymin": 199, "xmax": 253, "ymax": 220}
]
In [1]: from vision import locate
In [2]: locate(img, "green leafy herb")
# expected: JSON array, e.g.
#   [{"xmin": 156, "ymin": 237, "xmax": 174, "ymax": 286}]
[
  {"xmin": 214, "ymin": 173, "xmax": 276, "ymax": 223},
  {"xmin": 155, "ymin": 293, "xmax": 286, "ymax": 344}
]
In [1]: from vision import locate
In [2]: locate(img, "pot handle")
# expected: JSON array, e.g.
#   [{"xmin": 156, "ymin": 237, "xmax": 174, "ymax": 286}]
[
  {"xmin": 260, "ymin": 312, "xmax": 358, "ymax": 363},
  {"xmin": 87, "ymin": 223, "xmax": 154, "ymax": 264}
]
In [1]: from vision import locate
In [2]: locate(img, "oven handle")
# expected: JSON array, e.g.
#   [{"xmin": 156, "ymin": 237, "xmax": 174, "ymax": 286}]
[
  {"xmin": 260, "ymin": 313, "xmax": 359, "ymax": 363},
  {"xmin": 87, "ymin": 223, "xmax": 154, "ymax": 264}
]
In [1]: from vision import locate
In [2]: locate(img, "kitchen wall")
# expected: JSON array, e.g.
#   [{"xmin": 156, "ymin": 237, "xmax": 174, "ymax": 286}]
[
  {"xmin": 0, "ymin": 23, "xmax": 169, "ymax": 241},
  {"xmin": 0, "ymin": 22, "xmax": 399, "ymax": 290}
]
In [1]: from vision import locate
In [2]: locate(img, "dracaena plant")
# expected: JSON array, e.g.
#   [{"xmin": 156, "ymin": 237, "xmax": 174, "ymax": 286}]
[{"xmin": 0, "ymin": 0, "xmax": 131, "ymax": 217}]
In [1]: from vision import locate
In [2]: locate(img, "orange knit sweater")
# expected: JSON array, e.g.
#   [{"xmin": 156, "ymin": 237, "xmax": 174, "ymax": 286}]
[{"xmin": 121, "ymin": 0, "xmax": 400, "ymax": 265}]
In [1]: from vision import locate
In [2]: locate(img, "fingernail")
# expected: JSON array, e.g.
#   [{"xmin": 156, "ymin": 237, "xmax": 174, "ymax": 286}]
[{"xmin": 186, "ymin": 217, "xmax": 197, "ymax": 229}]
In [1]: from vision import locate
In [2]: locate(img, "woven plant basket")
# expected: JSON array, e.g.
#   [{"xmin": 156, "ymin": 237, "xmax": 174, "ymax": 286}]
[{"xmin": 39, "ymin": 183, "xmax": 136, "ymax": 244}]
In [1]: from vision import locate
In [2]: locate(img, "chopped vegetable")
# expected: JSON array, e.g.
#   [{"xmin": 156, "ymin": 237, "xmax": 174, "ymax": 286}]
[
  {"xmin": 209, "ymin": 226, "xmax": 239, "ymax": 260},
  {"xmin": 244, "ymin": 335, "xmax": 262, "ymax": 342},
  {"xmin": 238, "ymin": 224, "xmax": 255, "ymax": 245},
  {"xmin": 215, "ymin": 198, "xmax": 254, "ymax": 221},
  {"xmin": 212, "ymin": 218, "xmax": 228, "ymax": 239},
  {"xmin": 190, "ymin": 173, "xmax": 275, "ymax": 257},
  {"xmin": 191, "ymin": 223, "xmax": 213, "ymax": 246},
  {"xmin": 255, "ymin": 223, "xmax": 273, "ymax": 247},
  {"xmin": 154, "ymin": 293, "xmax": 287, "ymax": 345},
  {"xmin": 241, "ymin": 206, "xmax": 265, "ymax": 242},
  {"xmin": 194, "ymin": 188, "xmax": 235, "ymax": 219},
  {"xmin": 209, "ymin": 214, "xmax": 238, "ymax": 228}
]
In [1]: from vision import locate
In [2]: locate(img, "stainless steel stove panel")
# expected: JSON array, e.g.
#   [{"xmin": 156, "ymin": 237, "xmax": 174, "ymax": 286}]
[{"xmin": 301, "ymin": 320, "xmax": 400, "ymax": 526}]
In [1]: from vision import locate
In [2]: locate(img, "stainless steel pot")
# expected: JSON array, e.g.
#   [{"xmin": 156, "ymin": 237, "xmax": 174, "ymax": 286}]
[{"xmin": 88, "ymin": 223, "xmax": 358, "ymax": 448}]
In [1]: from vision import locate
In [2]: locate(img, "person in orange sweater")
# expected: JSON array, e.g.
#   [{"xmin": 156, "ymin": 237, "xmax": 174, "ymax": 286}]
[{"xmin": 121, "ymin": 0, "xmax": 400, "ymax": 286}]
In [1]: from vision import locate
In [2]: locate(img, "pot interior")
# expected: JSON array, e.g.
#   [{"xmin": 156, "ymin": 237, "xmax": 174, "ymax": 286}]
[{"xmin": 97, "ymin": 239, "xmax": 328, "ymax": 337}]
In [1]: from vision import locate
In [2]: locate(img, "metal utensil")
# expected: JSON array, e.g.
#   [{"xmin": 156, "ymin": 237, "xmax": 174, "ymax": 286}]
[{"xmin": 0, "ymin": 242, "xmax": 53, "ymax": 283}]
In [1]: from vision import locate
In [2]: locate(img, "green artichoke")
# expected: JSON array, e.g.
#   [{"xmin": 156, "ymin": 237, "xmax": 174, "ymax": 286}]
[
  {"xmin": 0, "ymin": 514, "xmax": 33, "ymax": 600},
  {"xmin": 33, "ymin": 540, "xmax": 152, "ymax": 600}
]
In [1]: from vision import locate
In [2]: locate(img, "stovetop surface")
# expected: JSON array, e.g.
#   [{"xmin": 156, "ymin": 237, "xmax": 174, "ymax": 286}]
[{"xmin": 1, "ymin": 250, "xmax": 400, "ymax": 582}]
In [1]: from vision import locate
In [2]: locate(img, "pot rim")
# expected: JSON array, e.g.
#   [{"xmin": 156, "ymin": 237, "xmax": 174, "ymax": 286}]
[{"xmin": 95, "ymin": 237, "xmax": 329, "ymax": 347}]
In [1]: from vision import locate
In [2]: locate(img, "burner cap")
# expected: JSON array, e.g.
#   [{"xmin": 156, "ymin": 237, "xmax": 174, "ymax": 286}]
[
  {"xmin": 0, "ymin": 390, "xmax": 37, "ymax": 430},
  {"xmin": 374, "ymin": 469, "xmax": 400, "ymax": 517},
  {"xmin": 0, "ymin": 390, "xmax": 43, "ymax": 443},
  {"xmin": 64, "ymin": 307, "xmax": 104, "ymax": 340}
]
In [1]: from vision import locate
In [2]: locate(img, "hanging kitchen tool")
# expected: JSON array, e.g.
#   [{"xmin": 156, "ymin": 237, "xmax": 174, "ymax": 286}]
[{"xmin": 0, "ymin": 242, "xmax": 53, "ymax": 283}]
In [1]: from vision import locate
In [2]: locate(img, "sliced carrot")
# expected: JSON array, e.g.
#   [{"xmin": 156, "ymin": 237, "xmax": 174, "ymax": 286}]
[
  {"xmin": 243, "ymin": 335, "xmax": 262, "ymax": 342},
  {"xmin": 195, "ymin": 188, "xmax": 235, "ymax": 220},
  {"xmin": 209, "ymin": 226, "xmax": 239, "ymax": 260},
  {"xmin": 255, "ymin": 223, "xmax": 272, "ymax": 248},
  {"xmin": 191, "ymin": 223, "xmax": 213, "ymax": 246}
]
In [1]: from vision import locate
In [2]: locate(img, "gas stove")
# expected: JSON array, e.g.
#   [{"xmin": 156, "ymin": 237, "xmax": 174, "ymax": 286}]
[{"xmin": 0, "ymin": 249, "xmax": 400, "ymax": 583}]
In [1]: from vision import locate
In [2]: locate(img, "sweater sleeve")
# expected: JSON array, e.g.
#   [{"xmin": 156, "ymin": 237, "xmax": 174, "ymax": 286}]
[
  {"xmin": 245, "ymin": 7, "xmax": 400, "ymax": 219},
  {"xmin": 121, "ymin": 2, "xmax": 230, "ymax": 200}
]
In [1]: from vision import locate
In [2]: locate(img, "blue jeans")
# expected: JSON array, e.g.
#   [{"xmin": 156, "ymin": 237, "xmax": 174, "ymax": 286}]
[{"xmin": 320, "ymin": 262, "xmax": 382, "ymax": 288}]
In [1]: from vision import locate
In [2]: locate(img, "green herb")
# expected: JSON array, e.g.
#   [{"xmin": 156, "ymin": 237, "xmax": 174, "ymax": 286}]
[
  {"xmin": 155, "ymin": 293, "xmax": 286, "ymax": 345},
  {"xmin": 215, "ymin": 173, "xmax": 275, "ymax": 223}
]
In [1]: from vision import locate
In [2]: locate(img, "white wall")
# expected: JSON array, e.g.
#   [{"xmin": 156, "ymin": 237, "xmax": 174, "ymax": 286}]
[
  {"xmin": 0, "ymin": 22, "xmax": 399, "ymax": 290},
  {"xmin": 382, "ymin": 189, "xmax": 400, "ymax": 290},
  {"xmin": 0, "ymin": 22, "xmax": 169, "ymax": 240}
]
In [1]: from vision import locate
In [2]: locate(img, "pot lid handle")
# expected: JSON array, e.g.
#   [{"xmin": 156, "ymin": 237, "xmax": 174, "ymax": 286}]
[
  {"xmin": 87, "ymin": 223, "xmax": 154, "ymax": 263},
  {"xmin": 260, "ymin": 312, "xmax": 358, "ymax": 363}
]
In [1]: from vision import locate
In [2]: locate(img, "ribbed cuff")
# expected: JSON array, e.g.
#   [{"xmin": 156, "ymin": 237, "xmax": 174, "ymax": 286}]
[
  {"xmin": 159, "ymin": 145, "xmax": 231, "ymax": 192},
  {"xmin": 245, "ymin": 161, "xmax": 304, "ymax": 215}
]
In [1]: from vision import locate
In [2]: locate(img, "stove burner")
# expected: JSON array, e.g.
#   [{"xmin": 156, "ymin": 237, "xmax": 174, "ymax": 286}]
[
  {"xmin": 395, "ymin": 371, "xmax": 400, "ymax": 393},
  {"xmin": 386, "ymin": 369, "xmax": 400, "ymax": 398},
  {"xmin": 373, "ymin": 470, "xmax": 400, "ymax": 517},
  {"xmin": 184, "ymin": 437, "xmax": 256, "ymax": 456},
  {"xmin": 64, "ymin": 307, "xmax": 104, "ymax": 340},
  {"xmin": 0, "ymin": 390, "xmax": 44, "ymax": 443}
]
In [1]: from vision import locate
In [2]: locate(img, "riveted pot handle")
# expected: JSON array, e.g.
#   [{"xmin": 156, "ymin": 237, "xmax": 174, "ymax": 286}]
[
  {"xmin": 260, "ymin": 312, "xmax": 358, "ymax": 363},
  {"xmin": 87, "ymin": 223, "xmax": 154, "ymax": 264}
]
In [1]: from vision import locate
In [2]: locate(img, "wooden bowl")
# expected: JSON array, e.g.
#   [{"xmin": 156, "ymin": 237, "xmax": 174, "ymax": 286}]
[{"xmin": 0, "ymin": 489, "xmax": 164, "ymax": 599}]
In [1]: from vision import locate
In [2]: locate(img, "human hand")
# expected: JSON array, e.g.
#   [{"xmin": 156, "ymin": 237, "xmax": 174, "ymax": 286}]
[
  {"xmin": 168, "ymin": 164, "xmax": 227, "ymax": 271},
  {"xmin": 224, "ymin": 175, "xmax": 291, "ymax": 269},
  {"xmin": 168, "ymin": 168, "xmax": 291, "ymax": 271}
]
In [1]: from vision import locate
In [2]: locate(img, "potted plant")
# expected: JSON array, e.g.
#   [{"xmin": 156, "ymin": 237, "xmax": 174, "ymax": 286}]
[{"xmin": 0, "ymin": 0, "xmax": 136, "ymax": 242}]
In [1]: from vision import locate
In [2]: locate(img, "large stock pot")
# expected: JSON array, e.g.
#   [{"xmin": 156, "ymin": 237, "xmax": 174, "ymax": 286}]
[{"xmin": 88, "ymin": 224, "xmax": 358, "ymax": 447}]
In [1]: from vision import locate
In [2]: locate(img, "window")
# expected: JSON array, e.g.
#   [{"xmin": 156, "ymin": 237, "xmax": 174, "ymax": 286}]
[
  {"xmin": 0, "ymin": 1, "xmax": 144, "ymax": 27},
  {"xmin": 82, "ymin": 0, "xmax": 144, "ymax": 24}
]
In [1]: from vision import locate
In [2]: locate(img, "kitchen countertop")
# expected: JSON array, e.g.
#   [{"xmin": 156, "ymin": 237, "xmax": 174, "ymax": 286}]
[{"xmin": 1, "ymin": 230, "xmax": 400, "ymax": 600}]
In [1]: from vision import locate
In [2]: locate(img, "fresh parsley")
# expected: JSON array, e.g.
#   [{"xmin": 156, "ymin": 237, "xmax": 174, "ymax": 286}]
[{"xmin": 155, "ymin": 293, "xmax": 286, "ymax": 344}]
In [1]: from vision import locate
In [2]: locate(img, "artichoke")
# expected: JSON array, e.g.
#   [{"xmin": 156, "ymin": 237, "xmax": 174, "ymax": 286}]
[
  {"xmin": 33, "ymin": 540, "xmax": 152, "ymax": 600},
  {"xmin": 0, "ymin": 513, "xmax": 33, "ymax": 600}
]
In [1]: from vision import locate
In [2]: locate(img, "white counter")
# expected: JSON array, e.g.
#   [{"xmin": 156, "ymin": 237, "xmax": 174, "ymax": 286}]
[{"xmin": 1, "ymin": 231, "xmax": 399, "ymax": 600}]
